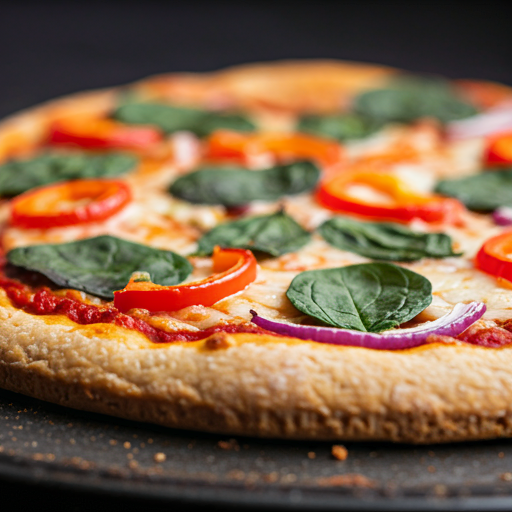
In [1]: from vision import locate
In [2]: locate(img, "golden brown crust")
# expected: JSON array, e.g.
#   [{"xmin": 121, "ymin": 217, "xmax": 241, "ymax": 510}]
[
  {"xmin": 1, "ymin": 59, "xmax": 512, "ymax": 443},
  {"xmin": 130, "ymin": 59, "xmax": 398, "ymax": 113},
  {"xmin": 2, "ymin": 300, "xmax": 512, "ymax": 443}
]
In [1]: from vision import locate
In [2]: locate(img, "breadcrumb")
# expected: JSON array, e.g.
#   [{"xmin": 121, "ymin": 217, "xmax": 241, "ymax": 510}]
[
  {"xmin": 154, "ymin": 452, "xmax": 166, "ymax": 463},
  {"xmin": 331, "ymin": 445, "xmax": 348, "ymax": 461}
]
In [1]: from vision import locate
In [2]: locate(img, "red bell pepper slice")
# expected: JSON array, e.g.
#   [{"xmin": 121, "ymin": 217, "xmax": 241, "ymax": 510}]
[
  {"xmin": 205, "ymin": 130, "xmax": 343, "ymax": 166},
  {"xmin": 113, "ymin": 246, "xmax": 258, "ymax": 313},
  {"xmin": 317, "ymin": 170, "xmax": 464, "ymax": 224},
  {"xmin": 484, "ymin": 132, "xmax": 512, "ymax": 166},
  {"xmin": 476, "ymin": 231, "xmax": 512, "ymax": 282},
  {"xmin": 10, "ymin": 179, "xmax": 132, "ymax": 229},
  {"xmin": 49, "ymin": 116, "xmax": 162, "ymax": 151}
]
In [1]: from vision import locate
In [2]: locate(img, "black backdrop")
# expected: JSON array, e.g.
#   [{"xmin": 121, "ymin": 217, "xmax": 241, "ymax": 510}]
[
  {"xmin": 1, "ymin": 0, "xmax": 512, "ymax": 120},
  {"xmin": 1, "ymin": 1, "xmax": 512, "ymax": 510}
]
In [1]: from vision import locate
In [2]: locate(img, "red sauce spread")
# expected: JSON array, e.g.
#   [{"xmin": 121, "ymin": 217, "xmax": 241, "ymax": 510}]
[{"xmin": 0, "ymin": 274, "xmax": 268, "ymax": 343}]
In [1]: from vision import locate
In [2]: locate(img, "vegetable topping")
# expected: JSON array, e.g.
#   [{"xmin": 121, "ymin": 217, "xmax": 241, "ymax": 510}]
[
  {"xmin": 435, "ymin": 170, "xmax": 512, "ymax": 212},
  {"xmin": 317, "ymin": 170, "xmax": 464, "ymax": 224},
  {"xmin": 49, "ymin": 116, "xmax": 162, "ymax": 151},
  {"xmin": 195, "ymin": 210, "xmax": 311, "ymax": 257},
  {"xmin": 297, "ymin": 113, "xmax": 383, "ymax": 141},
  {"xmin": 353, "ymin": 76, "xmax": 478, "ymax": 124},
  {"xmin": 485, "ymin": 132, "xmax": 512, "ymax": 166},
  {"xmin": 10, "ymin": 179, "xmax": 132, "ymax": 229},
  {"xmin": 205, "ymin": 130, "xmax": 343, "ymax": 166},
  {"xmin": 7, "ymin": 236, "xmax": 192, "ymax": 300},
  {"xmin": 250, "ymin": 302, "xmax": 486, "ymax": 350},
  {"xmin": 112, "ymin": 102, "xmax": 255, "ymax": 137},
  {"xmin": 170, "ymin": 160, "xmax": 320, "ymax": 206},
  {"xmin": 286, "ymin": 263, "xmax": 432, "ymax": 332},
  {"xmin": 114, "ymin": 246, "xmax": 257, "ymax": 313},
  {"xmin": 476, "ymin": 231, "xmax": 512, "ymax": 283},
  {"xmin": 493, "ymin": 206, "xmax": 512, "ymax": 226},
  {"xmin": 0, "ymin": 152, "xmax": 138, "ymax": 197},
  {"xmin": 319, "ymin": 216, "xmax": 461, "ymax": 261}
]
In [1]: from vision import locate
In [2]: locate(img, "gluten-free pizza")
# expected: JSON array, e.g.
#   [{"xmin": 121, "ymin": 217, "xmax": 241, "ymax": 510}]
[{"xmin": 2, "ymin": 60, "xmax": 512, "ymax": 443}]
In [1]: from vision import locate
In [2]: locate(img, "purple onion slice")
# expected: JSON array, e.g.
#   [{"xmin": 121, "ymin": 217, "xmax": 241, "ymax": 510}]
[
  {"xmin": 250, "ymin": 302, "xmax": 486, "ymax": 350},
  {"xmin": 447, "ymin": 103, "xmax": 512, "ymax": 140},
  {"xmin": 493, "ymin": 206, "xmax": 512, "ymax": 226}
]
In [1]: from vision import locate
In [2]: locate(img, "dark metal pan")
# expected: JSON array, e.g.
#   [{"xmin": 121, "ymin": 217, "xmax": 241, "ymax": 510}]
[{"xmin": 2, "ymin": 388, "xmax": 512, "ymax": 510}]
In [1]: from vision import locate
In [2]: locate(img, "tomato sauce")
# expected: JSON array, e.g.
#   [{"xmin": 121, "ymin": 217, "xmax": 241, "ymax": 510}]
[{"xmin": 0, "ymin": 273, "xmax": 267, "ymax": 343}]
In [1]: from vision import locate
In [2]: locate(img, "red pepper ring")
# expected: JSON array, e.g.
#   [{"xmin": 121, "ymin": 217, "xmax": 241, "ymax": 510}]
[
  {"xmin": 475, "ymin": 230, "xmax": 512, "ymax": 283},
  {"xmin": 49, "ymin": 116, "xmax": 162, "ymax": 151},
  {"xmin": 113, "ymin": 246, "xmax": 258, "ymax": 313},
  {"xmin": 485, "ymin": 132, "xmax": 512, "ymax": 166},
  {"xmin": 317, "ymin": 170, "xmax": 465, "ymax": 224},
  {"xmin": 10, "ymin": 179, "xmax": 132, "ymax": 229}
]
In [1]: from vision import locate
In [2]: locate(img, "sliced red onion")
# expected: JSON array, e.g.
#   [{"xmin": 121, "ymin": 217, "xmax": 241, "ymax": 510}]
[
  {"xmin": 447, "ymin": 103, "xmax": 512, "ymax": 140},
  {"xmin": 493, "ymin": 206, "xmax": 512, "ymax": 226},
  {"xmin": 250, "ymin": 302, "xmax": 486, "ymax": 350}
]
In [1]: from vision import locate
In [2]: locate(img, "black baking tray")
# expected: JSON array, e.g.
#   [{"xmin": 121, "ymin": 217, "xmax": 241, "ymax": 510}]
[{"xmin": 2, "ymin": 387, "xmax": 512, "ymax": 511}]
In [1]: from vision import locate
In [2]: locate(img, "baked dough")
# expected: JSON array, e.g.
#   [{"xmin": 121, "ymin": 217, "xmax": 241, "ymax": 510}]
[{"xmin": 1, "ymin": 60, "xmax": 512, "ymax": 443}]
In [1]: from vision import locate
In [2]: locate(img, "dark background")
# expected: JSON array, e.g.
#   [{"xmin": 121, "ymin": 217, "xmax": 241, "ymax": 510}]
[
  {"xmin": 1, "ymin": 1, "xmax": 512, "ymax": 120},
  {"xmin": 1, "ymin": 1, "xmax": 511, "ymax": 510}
]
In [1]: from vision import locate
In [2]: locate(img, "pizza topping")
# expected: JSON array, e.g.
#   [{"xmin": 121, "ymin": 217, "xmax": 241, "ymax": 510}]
[
  {"xmin": 297, "ymin": 113, "xmax": 383, "ymax": 141},
  {"xmin": 195, "ymin": 210, "xmax": 310, "ymax": 257},
  {"xmin": 286, "ymin": 263, "xmax": 432, "ymax": 332},
  {"xmin": 493, "ymin": 206, "xmax": 512, "ymax": 226},
  {"xmin": 10, "ymin": 179, "xmax": 132, "ymax": 229},
  {"xmin": 169, "ymin": 160, "xmax": 320, "ymax": 206},
  {"xmin": 205, "ymin": 130, "xmax": 343, "ymax": 166},
  {"xmin": 0, "ymin": 152, "xmax": 138, "ymax": 197},
  {"xmin": 112, "ymin": 101, "xmax": 255, "ymax": 137},
  {"xmin": 447, "ymin": 105, "xmax": 512, "ymax": 140},
  {"xmin": 49, "ymin": 116, "xmax": 162, "ymax": 151},
  {"xmin": 318, "ymin": 216, "xmax": 461, "ymax": 261},
  {"xmin": 353, "ymin": 76, "xmax": 478, "ymax": 124},
  {"xmin": 476, "ymin": 231, "xmax": 512, "ymax": 283},
  {"xmin": 250, "ymin": 301, "xmax": 486, "ymax": 350},
  {"xmin": 114, "ymin": 246, "xmax": 257, "ymax": 313},
  {"xmin": 317, "ymin": 170, "xmax": 464, "ymax": 224},
  {"xmin": 0, "ymin": 274, "xmax": 265, "ymax": 343},
  {"xmin": 6, "ymin": 235, "xmax": 192, "ymax": 300},
  {"xmin": 435, "ymin": 170, "xmax": 512, "ymax": 212},
  {"xmin": 484, "ymin": 131, "xmax": 512, "ymax": 166}
]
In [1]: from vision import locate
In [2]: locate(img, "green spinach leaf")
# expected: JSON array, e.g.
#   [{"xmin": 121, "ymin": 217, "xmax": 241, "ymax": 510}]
[
  {"xmin": 195, "ymin": 210, "xmax": 311, "ymax": 256},
  {"xmin": 353, "ymin": 76, "xmax": 478, "ymax": 124},
  {"xmin": 286, "ymin": 262, "xmax": 432, "ymax": 332},
  {"xmin": 319, "ymin": 216, "xmax": 460, "ymax": 261},
  {"xmin": 0, "ymin": 152, "xmax": 138, "ymax": 197},
  {"xmin": 435, "ymin": 170, "xmax": 512, "ymax": 212},
  {"xmin": 169, "ymin": 160, "xmax": 320, "ymax": 206},
  {"xmin": 112, "ymin": 102, "xmax": 255, "ymax": 136},
  {"xmin": 7, "ymin": 235, "xmax": 192, "ymax": 300},
  {"xmin": 297, "ymin": 113, "xmax": 383, "ymax": 141}
]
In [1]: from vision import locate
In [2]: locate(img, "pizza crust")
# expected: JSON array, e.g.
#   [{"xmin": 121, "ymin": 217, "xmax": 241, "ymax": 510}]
[
  {"xmin": 1, "ymin": 296, "xmax": 512, "ymax": 443},
  {"xmin": 2, "ymin": 60, "xmax": 512, "ymax": 443}
]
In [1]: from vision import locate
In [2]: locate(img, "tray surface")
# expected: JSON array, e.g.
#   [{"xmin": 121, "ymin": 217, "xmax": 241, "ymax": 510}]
[{"xmin": 2, "ymin": 388, "xmax": 512, "ymax": 510}]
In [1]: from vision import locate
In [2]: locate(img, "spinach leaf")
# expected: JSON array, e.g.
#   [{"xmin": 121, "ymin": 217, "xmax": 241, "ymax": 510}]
[
  {"xmin": 435, "ymin": 170, "xmax": 512, "ymax": 212},
  {"xmin": 297, "ymin": 113, "xmax": 383, "ymax": 141},
  {"xmin": 112, "ymin": 102, "xmax": 255, "ymax": 136},
  {"xmin": 169, "ymin": 160, "xmax": 320, "ymax": 206},
  {"xmin": 0, "ymin": 152, "xmax": 138, "ymax": 197},
  {"xmin": 196, "ymin": 210, "xmax": 311, "ymax": 257},
  {"xmin": 353, "ymin": 76, "xmax": 478, "ymax": 125},
  {"xmin": 319, "ymin": 216, "xmax": 460, "ymax": 261},
  {"xmin": 7, "ymin": 235, "xmax": 192, "ymax": 300},
  {"xmin": 286, "ymin": 262, "xmax": 432, "ymax": 332}
]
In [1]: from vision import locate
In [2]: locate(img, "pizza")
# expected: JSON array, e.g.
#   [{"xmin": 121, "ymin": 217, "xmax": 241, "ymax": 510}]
[{"xmin": 2, "ymin": 60, "xmax": 512, "ymax": 444}]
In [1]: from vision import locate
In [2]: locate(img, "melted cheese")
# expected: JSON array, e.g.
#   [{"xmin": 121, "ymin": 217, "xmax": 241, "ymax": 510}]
[{"xmin": 3, "ymin": 119, "xmax": 512, "ymax": 335}]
